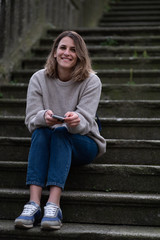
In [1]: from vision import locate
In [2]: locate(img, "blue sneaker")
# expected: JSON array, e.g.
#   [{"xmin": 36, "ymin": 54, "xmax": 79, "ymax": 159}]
[
  {"xmin": 15, "ymin": 201, "xmax": 41, "ymax": 229},
  {"xmin": 41, "ymin": 202, "xmax": 63, "ymax": 230}
]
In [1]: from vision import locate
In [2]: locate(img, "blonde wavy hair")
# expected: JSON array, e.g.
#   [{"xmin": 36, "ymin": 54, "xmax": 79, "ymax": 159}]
[{"xmin": 45, "ymin": 31, "xmax": 95, "ymax": 82}]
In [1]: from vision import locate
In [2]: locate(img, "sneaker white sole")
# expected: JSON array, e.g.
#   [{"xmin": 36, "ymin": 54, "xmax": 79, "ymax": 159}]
[
  {"xmin": 15, "ymin": 221, "xmax": 33, "ymax": 229},
  {"xmin": 41, "ymin": 222, "xmax": 62, "ymax": 230}
]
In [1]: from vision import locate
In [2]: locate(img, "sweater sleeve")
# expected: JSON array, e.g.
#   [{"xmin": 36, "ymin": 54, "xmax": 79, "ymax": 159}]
[
  {"xmin": 67, "ymin": 74, "xmax": 101, "ymax": 135},
  {"xmin": 25, "ymin": 72, "xmax": 47, "ymax": 133}
]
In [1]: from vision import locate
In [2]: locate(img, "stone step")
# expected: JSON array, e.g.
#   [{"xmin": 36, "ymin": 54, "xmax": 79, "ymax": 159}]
[
  {"xmin": 102, "ymin": 84, "xmax": 160, "ymax": 100},
  {"xmin": 1, "ymin": 99, "xmax": 160, "ymax": 117},
  {"xmin": 101, "ymin": 118, "xmax": 160, "ymax": 140},
  {"xmin": 1, "ymin": 161, "xmax": 160, "ymax": 193},
  {"xmin": 104, "ymin": 10, "xmax": 160, "ymax": 17},
  {"xmin": 1, "ymin": 188, "xmax": 160, "ymax": 226},
  {"xmin": 47, "ymin": 26, "xmax": 160, "ymax": 37},
  {"xmin": 1, "ymin": 137, "xmax": 160, "ymax": 165},
  {"xmin": 0, "ymin": 83, "xmax": 28, "ymax": 98},
  {"xmin": 1, "ymin": 116, "xmax": 160, "ymax": 140},
  {"xmin": 93, "ymin": 57, "xmax": 160, "ymax": 70},
  {"xmin": 98, "ymin": 69, "xmax": 160, "ymax": 84},
  {"xmin": 110, "ymin": 5, "xmax": 160, "ymax": 12},
  {"xmin": 98, "ymin": 100, "xmax": 160, "ymax": 118},
  {"xmin": 0, "ymin": 99, "xmax": 25, "ymax": 116},
  {"xmin": 0, "ymin": 116, "xmax": 30, "ymax": 137},
  {"xmin": 100, "ymin": 16, "xmax": 160, "ymax": 24},
  {"xmin": 110, "ymin": 0, "xmax": 160, "ymax": 6},
  {"xmin": 1, "ymin": 220, "xmax": 160, "ymax": 240},
  {"xmin": 4, "ymin": 83, "xmax": 160, "ymax": 100},
  {"xmin": 40, "ymin": 35, "xmax": 160, "ymax": 47},
  {"xmin": 11, "ymin": 69, "xmax": 160, "ymax": 84},
  {"xmin": 99, "ymin": 22, "xmax": 160, "ymax": 27},
  {"xmin": 2, "ymin": 82, "xmax": 160, "ymax": 102},
  {"xmin": 31, "ymin": 46, "xmax": 160, "ymax": 57},
  {"xmin": 21, "ymin": 57, "xmax": 160, "ymax": 70}
]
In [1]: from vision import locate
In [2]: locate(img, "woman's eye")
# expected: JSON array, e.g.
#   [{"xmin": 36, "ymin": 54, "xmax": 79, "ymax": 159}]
[
  {"xmin": 71, "ymin": 48, "xmax": 76, "ymax": 52},
  {"xmin": 60, "ymin": 46, "xmax": 66, "ymax": 50}
]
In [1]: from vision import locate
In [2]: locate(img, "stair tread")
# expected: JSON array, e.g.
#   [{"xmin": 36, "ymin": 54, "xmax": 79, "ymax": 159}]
[
  {"xmin": 32, "ymin": 45, "xmax": 160, "ymax": 50},
  {"xmin": 22, "ymin": 56, "xmax": 160, "ymax": 61},
  {"xmin": 1, "ymin": 161, "xmax": 160, "ymax": 175},
  {"xmin": 1, "ymin": 135, "xmax": 160, "ymax": 143},
  {"xmin": 2, "ymin": 98, "xmax": 160, "ymax": 103},
  {"xmin": 1, "ymin": 188, "xmax": 160, "ymax": 202},
  {"xmin": 1, "ymin": 115, "xmax": 160, "ymax": 122},
  {"xmin": 1, "ymin": 220, "xmax": 160, "ymax": 239}
]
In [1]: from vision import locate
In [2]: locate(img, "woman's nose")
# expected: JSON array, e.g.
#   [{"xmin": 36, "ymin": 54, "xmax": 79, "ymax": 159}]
[{"xmin": 64, "ymin": 48, "xmax": 70, "ymax": 55}]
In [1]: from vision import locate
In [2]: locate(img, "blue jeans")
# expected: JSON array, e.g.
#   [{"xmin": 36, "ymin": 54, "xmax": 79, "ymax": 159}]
[{"xmin": 26, "ymin": 127, "xmax": 98, "ymax": 189}]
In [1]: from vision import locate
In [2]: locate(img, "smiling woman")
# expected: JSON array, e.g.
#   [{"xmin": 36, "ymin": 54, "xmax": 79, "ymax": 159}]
[{"xmin": 14, "ymin": 31, "xmax": 106, "ymax": 231}]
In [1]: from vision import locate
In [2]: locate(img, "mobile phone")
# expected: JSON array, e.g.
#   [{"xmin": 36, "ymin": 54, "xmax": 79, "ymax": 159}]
[{"xmin": 52, "ymin": 114, "xmax": 65, "ymax": 122}]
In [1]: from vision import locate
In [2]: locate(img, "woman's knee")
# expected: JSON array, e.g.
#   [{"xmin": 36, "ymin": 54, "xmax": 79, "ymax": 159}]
[
  {"xmin": 31, "ymin": 127, "xmax": 51, "ymax": 145},
  {"xmin": 53, "ymin": 126, "xmax": 68, "ymax": 134}
]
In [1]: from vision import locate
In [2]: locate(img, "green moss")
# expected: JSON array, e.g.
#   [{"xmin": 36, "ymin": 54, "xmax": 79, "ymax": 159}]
[
  {"xmin": 133, "ymin": 50, "xmax": 138, "ymax": 58},
  {"xmin": 101, "ymin": 38, "xmax": 118, "ymax": 46},
  {"xmin": 143, "ymin": 50, "xmax": 149, "ymax": 58}
]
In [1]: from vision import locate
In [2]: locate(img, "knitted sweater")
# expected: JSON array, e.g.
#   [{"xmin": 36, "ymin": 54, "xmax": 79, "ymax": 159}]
[{"xmin": 25, "ymin": 69, "xmax": 106, "ymax": 157}]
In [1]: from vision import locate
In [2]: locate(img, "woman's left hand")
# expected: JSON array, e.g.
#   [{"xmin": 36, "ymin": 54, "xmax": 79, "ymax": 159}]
[{"xmin": 64, "ymin": 112, "xmax": 80, "ymax": 127}]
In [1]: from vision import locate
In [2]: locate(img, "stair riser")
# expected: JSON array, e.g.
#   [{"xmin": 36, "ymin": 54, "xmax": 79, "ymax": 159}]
[
  {"xmin": 1, "ymin": 165, "xmax": 160, "ymax": 193},
  {"xmin": 110, "ymin": 6, "xmax": 160, "ymax": 11},
  {"xmin": 1, "ymin": 121, "xmax": 160, "ymax": 140},
  {"xmin": 111, "ymin": 0, "xmax": 160, "ymax": 4},
  {"xmin": 102, "ymin": 124, "xmax": 160, "ymax": 140},
  {"xmin": 0, "ymin": 122, "xmax": 30, "ymax": 137},
  {"xmin": 99, "ymin": 22, "xmax": 160, "ymax": 27},
  {"xmin": 11, "ymin": 70, "xmax": 160, "ymax": 83},
  {"xmin": 40, "ymin": 37, "xmax": 160, "ymax": 47},
  {"xmin": 101, "ymin": 16, "xmax": 160, "ymax": 23},
  {"xmin": 102, "ymin": 87, "xmax": 160, "ymax": 100},
  {"xmin": 1, "ymin": 193, "xmax": 160, "ymax": 226},
  {"xmin": 0, "ymin": 88, "xmax": 27, "ymax": 99},
  {"xmin": 0, "ymin": 103, "xmax": 160, "ymax": 118},
  {"xmin": 22, "ymin": 59, "xmax": 160, "ymax": 70},
  {"xmin": 98, "ymin": 102, "xmax": 160, "ymax": 118},
  {"xmin": 93, "ymin": 62, "xmax": 160, "ymax": 70},
  {"xmin": 3, "ymin": 85, "xmax": 160, "ymax": 101},
  {"xmin": 0, "ymin": 104, "xmax": 25, "ymax": 116},
  {"xmin": 32, "ymin": 48, "xmax": 160, "ymax": 58},
  {"xmin": 1, "ymin": 140, "xmax": 160, "ymax": 165},
  {"xmin": 47, "ymin": 28, "xmax": 160, "ymax": 37},
  {"xmin": 11, "ymin": 75, "xmax": 160, "ymax": 85},
  {"xmin": 1, "ymin": 102, "xmax": 160, "ymax": 118},
  {"xmin": 101, "ymin": 77, "xmax": 160, "ymax": 84}
]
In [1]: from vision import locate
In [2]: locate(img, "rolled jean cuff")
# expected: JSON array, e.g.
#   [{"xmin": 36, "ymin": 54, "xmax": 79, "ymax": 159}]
[
  {"xmin": 46, "ymin": 181, "xmax": 64, "ymax": 190},
  {"xmin": 26, "ymin": 181, "xmax": 45, "ymax": 188}
]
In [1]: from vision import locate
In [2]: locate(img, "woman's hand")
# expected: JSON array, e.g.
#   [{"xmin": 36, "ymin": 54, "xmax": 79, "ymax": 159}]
[
  {"xmin": 44, "ymin": 110, "xmax": 60, "ymax": 126},
  {"xmin": 64, "ymin": 112, "xmax": 80, "ymax": 127}
]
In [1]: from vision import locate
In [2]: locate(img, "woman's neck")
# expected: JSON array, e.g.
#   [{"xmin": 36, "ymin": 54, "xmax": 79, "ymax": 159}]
[{"xmin": 58, "ymin": 68, "xmax": 72, "ymax": 82}]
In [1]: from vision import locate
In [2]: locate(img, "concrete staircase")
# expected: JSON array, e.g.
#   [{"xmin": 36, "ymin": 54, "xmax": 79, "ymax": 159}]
[{"xmin": 1, "ymin": 0, "xmax": 160, "ymax": 238}]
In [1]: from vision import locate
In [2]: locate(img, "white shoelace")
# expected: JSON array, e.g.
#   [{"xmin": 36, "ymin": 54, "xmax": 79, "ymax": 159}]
[
  {"xmin": 21, "ymin": 204, "xmax": 37, "ymax": 216},
  {"xmin": 44, "ymin": 204, "xmax": 58, "ymax": 217}
]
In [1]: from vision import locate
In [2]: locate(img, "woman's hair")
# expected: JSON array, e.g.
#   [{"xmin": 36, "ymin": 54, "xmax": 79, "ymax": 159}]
[{"xmin": 45, "ymin": 31, "xmax": 95, "ymax": 81}]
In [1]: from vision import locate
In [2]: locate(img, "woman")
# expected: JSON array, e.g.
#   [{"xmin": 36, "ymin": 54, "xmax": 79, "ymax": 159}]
[{"xmin": 15, "ymin": 31, "xmax": 106, "ymax": 230}]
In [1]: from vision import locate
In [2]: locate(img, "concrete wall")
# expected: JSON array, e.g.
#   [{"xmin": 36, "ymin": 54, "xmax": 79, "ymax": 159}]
[{"xmin": 0, "ymin": 0, "xmax": 109, "ymax": 83}]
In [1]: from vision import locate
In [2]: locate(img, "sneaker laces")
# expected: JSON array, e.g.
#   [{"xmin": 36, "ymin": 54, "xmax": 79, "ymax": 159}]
[
  {"xmin": 44, "ymin": 204, "xmax": 59, "ymax": 218},
  {"xmin": 21, "ymin": 203, "xmax": 38, "ymax": 216}
]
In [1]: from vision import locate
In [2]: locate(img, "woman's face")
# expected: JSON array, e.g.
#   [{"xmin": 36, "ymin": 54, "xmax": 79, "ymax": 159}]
[{"xmin": 54, "ymin": 36, "xmax": 78, "ymax": 72}]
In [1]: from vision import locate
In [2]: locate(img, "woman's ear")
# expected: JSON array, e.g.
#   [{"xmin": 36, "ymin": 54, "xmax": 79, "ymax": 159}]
[{"xmin": 54, "ymin": 52, "xmax": 57, "ymax": 58}]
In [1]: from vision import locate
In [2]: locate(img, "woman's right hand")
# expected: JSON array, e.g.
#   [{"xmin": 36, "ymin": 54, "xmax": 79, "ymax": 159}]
[{"xmin": 44, "ymin": 110, "xmax": 59, "ymax": 126}]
